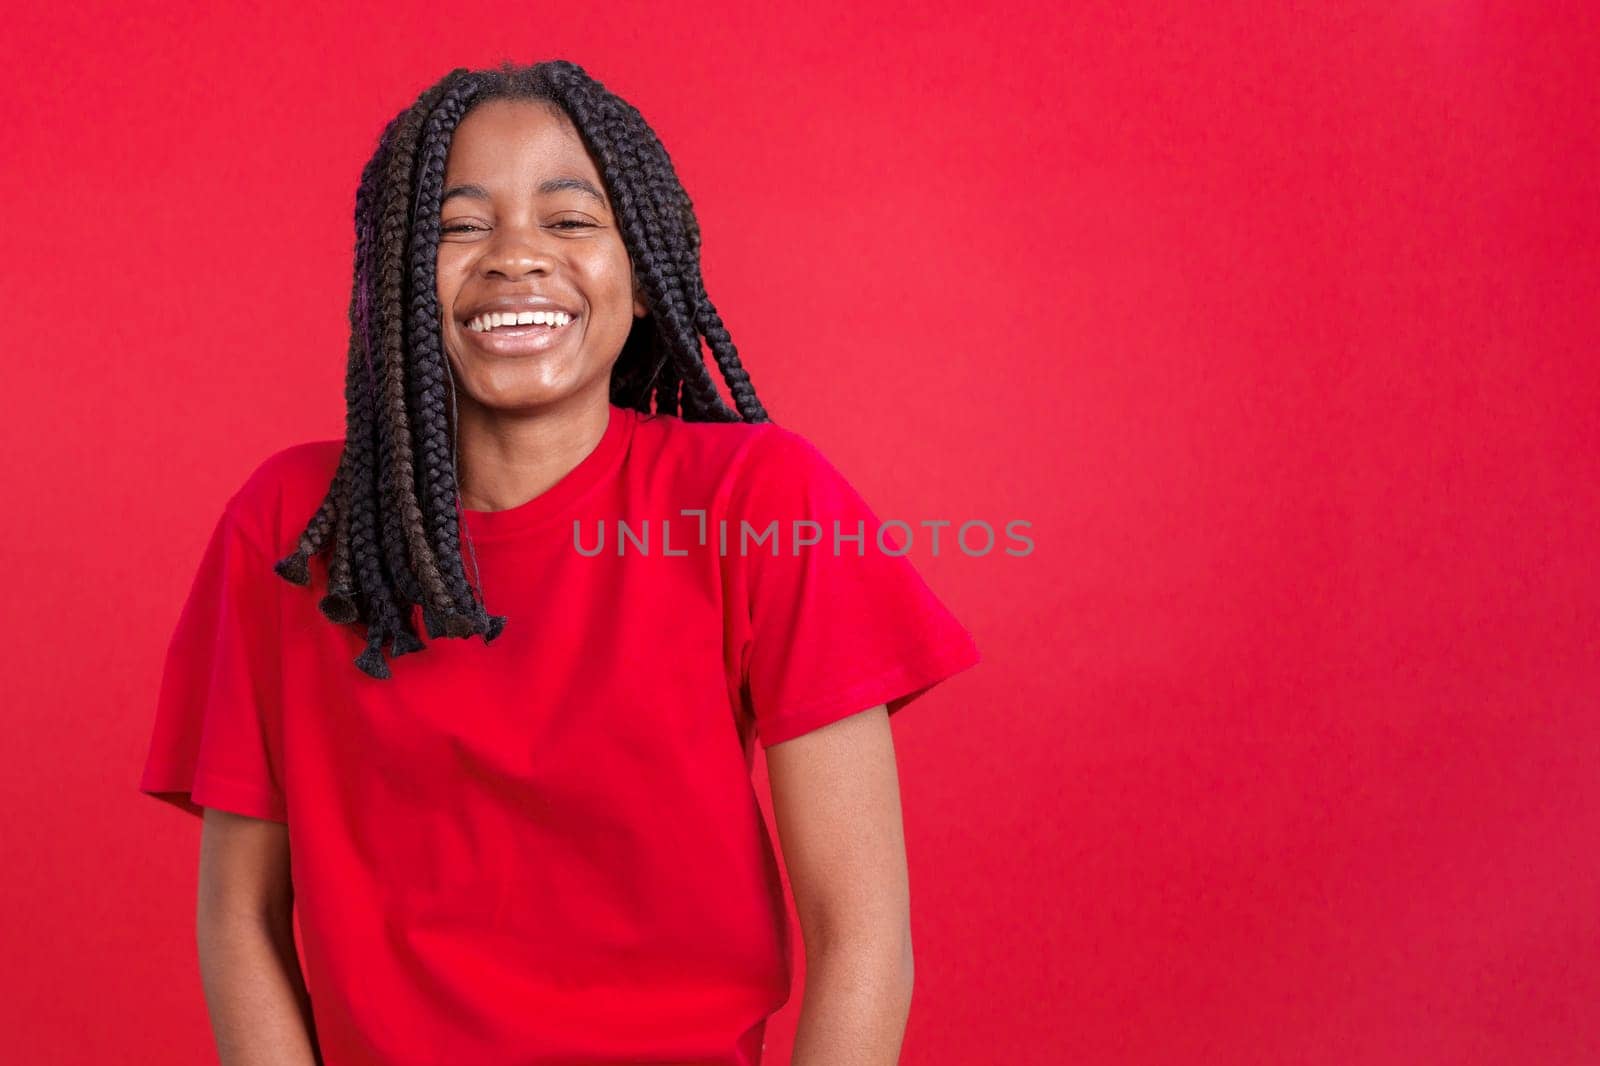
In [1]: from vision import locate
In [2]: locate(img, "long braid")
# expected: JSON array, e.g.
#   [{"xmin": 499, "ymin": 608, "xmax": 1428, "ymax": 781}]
[
  {"xmin": 276, "ymin": 59, "xmax": 771, "ymax": 678},
  {"xmin": 347, "ymin": 110, "xmax": 425, "ymax": 675},
  {"xmin": 355, "ymin": 115, "xmax": 432, "ymax": 660},
  {"xmin": 344, "ymin": 288, "xmax": 408, "ymax": 676},
  {"xmin": 692, "ymin": 271, "xmax": 768, "ymax": 422},
  {"xmin": 371, "ymin": 81, "xmax": 460, "ymax": 635},
  {"xmin": 321, "ymin": 468, "xmax": 356, "ymax": 623},
  {"xmin": 405, "ymin": 73, "xmax": 500, "ymax": 639}
]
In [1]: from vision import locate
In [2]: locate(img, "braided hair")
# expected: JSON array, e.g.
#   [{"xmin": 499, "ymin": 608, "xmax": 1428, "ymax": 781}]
[{"xmin": 271, "ymin": 60, "xmax": 770, "ymax": 680}]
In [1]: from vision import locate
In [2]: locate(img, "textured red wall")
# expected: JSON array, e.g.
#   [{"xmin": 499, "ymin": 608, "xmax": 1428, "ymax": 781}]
[{"xmin": 3, "ymin": 2, "xmax": 1595, "ymax": 1063}]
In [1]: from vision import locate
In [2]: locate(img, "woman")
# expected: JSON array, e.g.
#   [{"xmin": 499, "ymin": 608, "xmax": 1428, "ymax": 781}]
[{"xmin": 139, "ymin": 59, "xmax": 980, "ymax": 1066}]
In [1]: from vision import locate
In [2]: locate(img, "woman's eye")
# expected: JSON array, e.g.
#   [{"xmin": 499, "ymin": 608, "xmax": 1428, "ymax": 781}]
[{"xmin": 440, "ymin": 221, "xmax": 595, "ymax": 233}]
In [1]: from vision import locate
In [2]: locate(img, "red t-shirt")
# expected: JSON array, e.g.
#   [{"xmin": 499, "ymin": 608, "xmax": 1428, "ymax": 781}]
[{"xmin": 139, "ymin": 402, "xmax": 981, "ymax": 1066}]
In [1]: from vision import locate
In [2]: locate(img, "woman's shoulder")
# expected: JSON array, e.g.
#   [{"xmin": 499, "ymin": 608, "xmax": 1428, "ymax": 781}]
[
  {"xmin": 222, "ymin": 439, "xmax": 344, "ymax": 557},
  {"xmin": 635, "ymin": 411, "xmax": 866, "ymax": 527}
]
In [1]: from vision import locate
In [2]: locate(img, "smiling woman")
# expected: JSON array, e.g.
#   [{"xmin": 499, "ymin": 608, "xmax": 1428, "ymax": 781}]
[
  {"xmin": 138, "ymin": 57, "xmax": 980, "ymax": 1066},
  {"xmin": 267, "ymin": 61, "xmax": 772, "ymax": 680}
]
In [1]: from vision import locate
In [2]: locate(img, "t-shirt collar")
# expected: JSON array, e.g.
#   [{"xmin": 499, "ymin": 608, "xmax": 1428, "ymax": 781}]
[{"xmin": 458, "ymin": 402, "xmax": 636, "ymax": 541}]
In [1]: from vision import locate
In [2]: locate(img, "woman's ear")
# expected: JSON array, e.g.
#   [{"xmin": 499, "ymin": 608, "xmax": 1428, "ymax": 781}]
[{"xmin": 633, "ymin": 279, "xmax": 648, "ymax": 319}]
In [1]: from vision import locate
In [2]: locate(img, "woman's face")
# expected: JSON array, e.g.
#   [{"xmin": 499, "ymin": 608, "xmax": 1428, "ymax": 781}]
[{"xmin": 435, "ymin": 98, "xmax": 646, "ymax": 415}]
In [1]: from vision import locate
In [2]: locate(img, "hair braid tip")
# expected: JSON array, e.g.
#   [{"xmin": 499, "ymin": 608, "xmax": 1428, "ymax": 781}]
[
  {"xmin": 318, "ymin": 592, "xmax": 359, "ymax": 625},
  {"xmin": 354, "ymin": 639, "xmax": 392, "ymax": 680},
  {"xmin": 390, "ymin": 627, "xmax": 427, "ymax": 657},
  {"xmin": 273, "ymin": 549, "xmax": 311, "ymax": 586}
]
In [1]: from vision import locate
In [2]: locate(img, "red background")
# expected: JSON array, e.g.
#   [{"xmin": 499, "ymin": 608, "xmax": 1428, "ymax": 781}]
[{"xmin": 4, "ymin": 2, "xmax": 1597, "ymax": 1063}]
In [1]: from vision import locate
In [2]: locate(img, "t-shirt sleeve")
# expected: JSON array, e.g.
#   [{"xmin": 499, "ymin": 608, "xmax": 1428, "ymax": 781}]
[
  {"xmin": 727, "ymin": 426, "xmax": 981, "ymax": 749},
  {"xmin": 137, "ymin": 496, "xmax": 288, "ymax": 823}
]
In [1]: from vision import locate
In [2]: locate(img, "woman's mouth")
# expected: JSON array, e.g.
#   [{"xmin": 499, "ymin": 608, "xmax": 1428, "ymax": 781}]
[{"xmin": 460, "ymin": 310, "xmax": 578, "ymax": 355}]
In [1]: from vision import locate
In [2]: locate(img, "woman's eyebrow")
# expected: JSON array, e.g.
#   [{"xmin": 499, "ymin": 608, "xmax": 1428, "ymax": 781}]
[{"xmin": 441, "ymin": 177, "xmax": 609, "ymax": 208}]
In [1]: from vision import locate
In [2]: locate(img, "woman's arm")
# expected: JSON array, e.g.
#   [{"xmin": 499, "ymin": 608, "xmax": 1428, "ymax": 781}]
[
  {"xmin": 196, "ymin": 809, "xmax": 322, "ymax": 1066},
  {"xmin": 767, "ymin": 705, "xmax": 916, "ymax": 1066}
]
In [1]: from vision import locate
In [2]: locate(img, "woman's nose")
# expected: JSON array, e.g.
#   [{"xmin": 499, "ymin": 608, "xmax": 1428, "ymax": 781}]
[{"xmin": 479, "ymin": 222, "xmax": 556, "ymax": 278}]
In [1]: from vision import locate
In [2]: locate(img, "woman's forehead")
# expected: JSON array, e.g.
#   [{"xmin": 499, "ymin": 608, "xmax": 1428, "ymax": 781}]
[{"xmin": 445, "ymin": 99, "xmax": 599, "ymax": 185}]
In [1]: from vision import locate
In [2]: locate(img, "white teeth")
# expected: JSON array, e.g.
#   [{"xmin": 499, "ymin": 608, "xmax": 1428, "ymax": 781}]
[{"xmin": 467, "ymin": 310, "xmax": 573, "ymax": 332}]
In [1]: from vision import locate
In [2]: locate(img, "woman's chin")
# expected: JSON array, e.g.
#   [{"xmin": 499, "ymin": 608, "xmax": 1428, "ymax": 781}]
[{"xmin": 453, "ymin": 362, "xmax": 598, "ymax": 414}]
